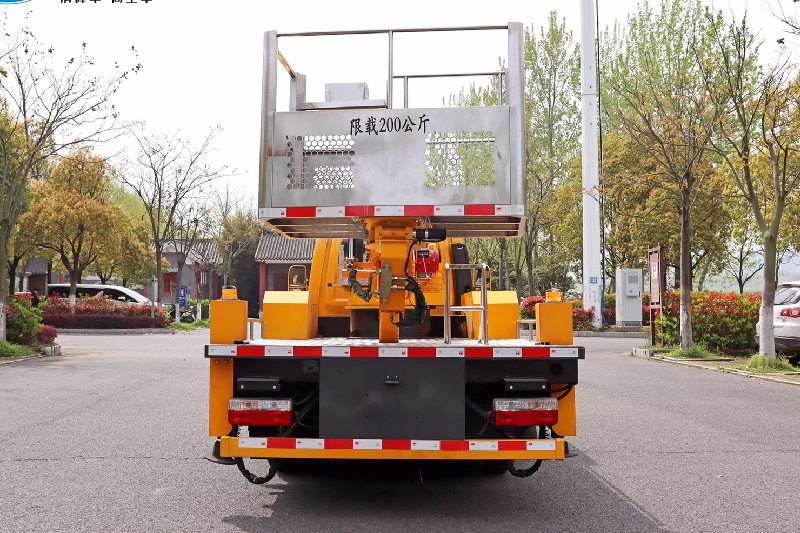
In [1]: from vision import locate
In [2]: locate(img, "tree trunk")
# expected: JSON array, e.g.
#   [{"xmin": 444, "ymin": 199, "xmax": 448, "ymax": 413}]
[
  {"xmin": 155, "ymin": 244, "xmax": 164, "ymax": 305},
  {"xmin": 0, "ymin": 228, "xmax": 9, "ymax": 342},
  {"xmin": 8, "ymin": 255, "xmax": 20, "ymax": 295},
  {"xmin": 69, "ymin": 274, "xmax": 78, "ymax": 312},
  {"xmin": 525, "ymin": 239, "xmax": 535, "ymax": 297},
  {"xmin": 498, "ymin": 239, "xmax": 506, "ymax": 291},
  {"xmin": 679, "ymin": 193, "xmax": 693, "ymax": 351},
  {"xmin": 760, "ymin": 229, "xmax": 778, "ymax": 357}
]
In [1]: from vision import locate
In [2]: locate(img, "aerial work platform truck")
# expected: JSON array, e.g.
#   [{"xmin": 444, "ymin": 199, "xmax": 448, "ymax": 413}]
[{"xmin": 205, "ymin": 23, "xmax": 584, "ymax": 483}]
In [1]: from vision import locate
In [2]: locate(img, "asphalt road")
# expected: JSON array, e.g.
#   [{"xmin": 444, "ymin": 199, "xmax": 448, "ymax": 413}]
[{"xmin": 1, "ymin": 332, "xmax": 798, "ymax": 533}]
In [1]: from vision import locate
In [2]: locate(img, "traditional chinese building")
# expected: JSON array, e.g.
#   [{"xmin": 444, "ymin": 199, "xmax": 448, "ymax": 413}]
[{"xmin": 255, "ymin": 233, "xmax": 315, "ymax": 304}]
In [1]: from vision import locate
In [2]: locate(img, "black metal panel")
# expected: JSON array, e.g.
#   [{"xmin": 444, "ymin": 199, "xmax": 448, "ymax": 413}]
[
  {"xmin": 450, "ymin": 242, "xmax": 472, "ymax": 301},
  {"xmin": 320, "ymin": 358, "xmax": 465, "ymax": 440},
  {"xmin": 235, "ymin": 358, "xmax": 320, "ymax": 384},
  {"xmin": 465, "ymin": 359, "xmax": 579, "ymax": 385}
]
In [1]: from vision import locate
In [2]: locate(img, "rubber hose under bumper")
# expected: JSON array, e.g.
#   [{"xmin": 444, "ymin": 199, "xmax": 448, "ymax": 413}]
[
  {"xmin": 234, "ymin": 457, "xmax": 277, "ymax": 484},
  {"xmin": 507, "ymin": 426, "xmax": 547, "ymax": 478}
]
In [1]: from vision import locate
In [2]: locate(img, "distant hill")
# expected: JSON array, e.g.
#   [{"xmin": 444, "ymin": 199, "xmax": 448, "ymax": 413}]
[{"xmin": 703, "ymin": 256, "xmax": 800, "ymax": 293}]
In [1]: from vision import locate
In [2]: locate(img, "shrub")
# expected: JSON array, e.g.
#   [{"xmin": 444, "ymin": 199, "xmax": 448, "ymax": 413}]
[
  {"xmin": 521, "ymin": 295, "xmax": 596, "ymax": 330},
  {"xmin": 572, "ymin": 307, "xmax": 595, "ymax": 331},
  {"xmin": 42, "ymin": 313, "xmax": 171, "ymax": 329},
  {"xmin": 7, "ymin": 296, "xmax": 42, "ymax": 345},
  {"xmin": 187, "ymin": 298, "xmax": 210, "ymax": 319},
  {"xmin": 37, "ymin": 325, "xmax": 58, "ymax": 344},
  {"xmin": 41, "ymin": 295, "xmax": 170, "ymax": 329},
  {"xmin": 0, "ymin": 341, "xmax": 30, "ymax": 358},
  {"xmin": 519, "ymin": 296, "xmax": 546, "ymax": 319},
  {"xmin": 655, "ymin": 290, "xmax": 761, "ymax": 351}
]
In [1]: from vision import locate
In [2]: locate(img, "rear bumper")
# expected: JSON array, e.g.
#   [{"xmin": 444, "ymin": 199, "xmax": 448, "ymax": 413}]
[
  {"xmin": 220, "ymin": 436, "xmax": 566, "ymax": 460},
  {"xmin": 756, "ymin": 335, "xmax": 800, "ymax": 352}
]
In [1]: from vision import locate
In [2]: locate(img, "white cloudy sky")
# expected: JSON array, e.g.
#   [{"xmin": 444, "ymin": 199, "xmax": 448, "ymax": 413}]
[{"xmin": 2, "ymin": 0, "xmax": 793, "ymax": 202}]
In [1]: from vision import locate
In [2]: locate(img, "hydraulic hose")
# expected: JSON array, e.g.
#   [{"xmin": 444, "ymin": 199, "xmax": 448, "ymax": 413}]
[{"xmin": 348, "ymin": 266, "xmax": 373, "ymax": 302}]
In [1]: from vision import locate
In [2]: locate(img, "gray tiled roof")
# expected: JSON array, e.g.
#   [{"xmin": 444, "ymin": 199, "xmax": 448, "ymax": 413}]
[
  {"xmin": 192, "ymin": 239, "xmax": 221, "ymax": 265},
  {"xmin": 255, "ymin": 233, "xmax": 316, "ymax": 263}
]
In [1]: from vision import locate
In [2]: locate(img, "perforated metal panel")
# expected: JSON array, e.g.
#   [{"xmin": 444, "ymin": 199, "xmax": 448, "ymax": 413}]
[
  {"xmin": 270, "ymin": 106, "xmax": 511, "ymax": 208},
  {"xmin": 424, "ymin": 132, "xmax": 496, "ymax": 187},
  {"xmin": 286, "ymin": 135, "xmax": 356, "ymax": 190}
]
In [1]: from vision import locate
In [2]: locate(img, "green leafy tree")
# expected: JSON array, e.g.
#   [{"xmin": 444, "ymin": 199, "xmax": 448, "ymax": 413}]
[
  {"xmin": 212, "ymin": 188, "xmax": 264, "ymax": 289},
  {"xmin": 604, "ymin": 0, "xmax": 724, "ymax": 350},
  {"xmin": 0, "ymin": 22, "xmax": 140, "ymax": 340},
  {"xmin": 19, "ymin": 148, "xmax": 123, "ymax": 309},
  {"xmin": 522, "ymin": 13, "xmax": 581, "ymax": 297},
  {"xmin": 121, "ymin": 125, "xmax": 227, "ymax": 304},
  {"xmin": 701, "ymin": 13, "xmax": 800, "ymax": 356}
]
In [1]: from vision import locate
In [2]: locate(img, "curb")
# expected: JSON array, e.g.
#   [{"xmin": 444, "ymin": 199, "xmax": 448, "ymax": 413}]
[
  {"xmin": 646, "ymin": 353, "xmax": 800, "ymax": 387},
  {"xmin": 40, "ymin": 344, "xmax": 61, "ymax": 356},
  {"xmin": 0, "ymin": 344, "xmax": 62, "ymax": 366},
  {"xmin": 0, "ymin": 353, "xmax": 46, "ymax": 366},
  {"xmin": 574, "ymin": 331, "xmax": 647, "ymax": 338},
  {"xmin": 56, "ymin": 328, "xmax": 177, "ymax": 335}
]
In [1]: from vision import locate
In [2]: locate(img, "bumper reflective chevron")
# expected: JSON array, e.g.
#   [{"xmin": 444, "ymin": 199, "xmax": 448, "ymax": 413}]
[
  {"xmin": 220, "ymin": 436, "xmax": 566, "ymax": 460},
  {"xmin": 206, "ymin": 343, "xmax": 584, "ymax": 359}
]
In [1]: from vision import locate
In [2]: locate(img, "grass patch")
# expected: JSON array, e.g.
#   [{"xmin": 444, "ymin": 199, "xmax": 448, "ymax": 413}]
[
  {"xmin": 733, "ymin": 354, "xmax": 800, "ymax": 374},
  {"xmin": 638, "ymin": 344, "xmax": 666, "ymax": 350},
  {"xmin": 664, "ymin": 345, "xmax": 720, "ymax": 359},
  {"xmin": 168, "ymin": 319, "xmax": 210, "ymax": 331},
  {"xmin": 0, "ymin": 341, "xmax": 33, "ymax": 358}
]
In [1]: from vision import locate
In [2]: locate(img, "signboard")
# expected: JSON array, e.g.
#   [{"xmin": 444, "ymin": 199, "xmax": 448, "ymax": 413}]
[
  {"xmin": 180, "ymin": 286, "xmax": 187, "ymax": 307},
  {"xmin": 589, "ymin": 277, "xmax": 598, "ymax": 284},
  {"xmin": 648, "ymin": 244, "xmax": 665, "ymax": 307},
  {"xmin": 648, "ymin": 243, "xmax": 666, "ymax": 346}
]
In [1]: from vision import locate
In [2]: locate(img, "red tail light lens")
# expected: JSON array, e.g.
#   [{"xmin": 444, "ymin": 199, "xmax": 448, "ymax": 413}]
[
  {"xmin": 228, "ymin": 399, "xmax": 292, "ymax": 426},
  {"xmin": 780, "ymin": 308, "xmax": 800, "ymax": 317},
  {"xmin": 494, "ymin": 398, "xmax": 559, "ymax": 426}
]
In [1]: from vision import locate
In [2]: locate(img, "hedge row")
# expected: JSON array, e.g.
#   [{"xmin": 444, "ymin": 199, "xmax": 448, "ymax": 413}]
[
  {"xmin": 42, "ymin": 297, "xmax": 166, "ymax": 318},
  {"xmin": 521, "ymin": 290, "xmax": 759, "ymax": 346},
  {"xmin": 656, "ymin": 291, "xmax": 761, "ymax": 351},
  {"xmin": 42, "ymin": 313, "xmax": 171, "ymax": 329},
  {"xmin": 39, "ymin": 296, "xmax": 170, "ymax": 329}
]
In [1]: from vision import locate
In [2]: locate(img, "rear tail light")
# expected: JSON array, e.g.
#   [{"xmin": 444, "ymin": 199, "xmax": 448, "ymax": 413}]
[
  {"xmin": 780, "ymin": 308, "xmax": 800, "ymax": 317},
  {"xmin": 228, "ymin": 398, "xmax": 292, "ymax": 426},
  {"xmin": 494, "ymin": 397, "xmax": 558, "ymax": 426}
]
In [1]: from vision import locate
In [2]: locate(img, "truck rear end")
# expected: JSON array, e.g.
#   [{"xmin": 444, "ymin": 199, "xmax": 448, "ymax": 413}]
[{"xmin": 205, "ymin": 23, "xmax": 584, "ymax": 482}]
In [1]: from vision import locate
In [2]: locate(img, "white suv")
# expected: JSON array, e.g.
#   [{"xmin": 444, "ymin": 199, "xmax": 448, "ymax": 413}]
[
  {"xmin": 757, "ymin": 281, "xmax": 800, "ymax": 365},
  {"xmin": 46, "ymin": 283, "xmax": 152, "ymax": 305}
]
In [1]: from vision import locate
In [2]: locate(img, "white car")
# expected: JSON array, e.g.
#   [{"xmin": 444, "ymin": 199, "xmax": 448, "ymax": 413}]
[
  {"xmin": 46, "ymin": 283, "xmax": 153, "ymax": 306},
  {"xmin": 756, "ymin": 281, "xmax": 800, "ymax": 365}
]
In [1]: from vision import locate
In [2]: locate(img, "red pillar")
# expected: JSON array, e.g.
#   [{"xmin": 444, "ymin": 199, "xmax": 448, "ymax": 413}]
[{"xmin": 259, "ymin": 263, "xmax": 267, "ymax": 309}]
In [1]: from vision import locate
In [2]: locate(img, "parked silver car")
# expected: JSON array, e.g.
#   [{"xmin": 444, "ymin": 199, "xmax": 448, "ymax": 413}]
[{"xmin": 756, "ymin": 281, "xmax": 800, "ymax": 365}]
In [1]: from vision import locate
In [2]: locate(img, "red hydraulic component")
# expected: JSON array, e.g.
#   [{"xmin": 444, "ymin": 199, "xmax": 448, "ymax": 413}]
[{"xmin": 414, "ymin": 247, "xmax": 440, "ymax": 278}]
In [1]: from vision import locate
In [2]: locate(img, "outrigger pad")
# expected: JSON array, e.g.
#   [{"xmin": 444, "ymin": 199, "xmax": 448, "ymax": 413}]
[{"xmin": 204, "ymin": 439, "xmax": 237, "ymax": 465}]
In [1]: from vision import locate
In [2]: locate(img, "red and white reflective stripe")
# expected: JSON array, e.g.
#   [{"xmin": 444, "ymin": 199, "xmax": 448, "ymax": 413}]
[
  {"xmin": 259, "ymin": 205, "xmax": 525, "ymax": 219},
  {"xmin": 237, "ymin": 437, "xmax": 557, "ymax": 451},
  {"xmin": 207, "ymin": 345, "xmax": 580, "ymax": 358}
]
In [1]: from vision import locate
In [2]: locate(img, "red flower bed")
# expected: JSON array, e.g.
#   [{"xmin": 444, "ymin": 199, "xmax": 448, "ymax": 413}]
[{"xmin": 41, "ymin": 296, "xmax": 170, "ymax": 329}]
